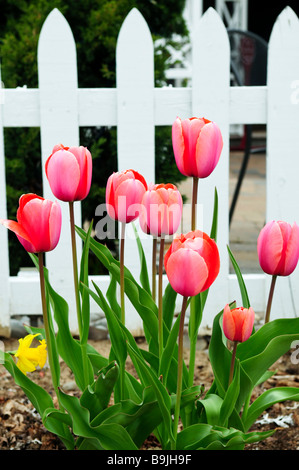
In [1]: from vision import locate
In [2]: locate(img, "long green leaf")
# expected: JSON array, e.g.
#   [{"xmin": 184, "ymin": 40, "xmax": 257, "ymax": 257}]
[
  {"xmin": 4, "ymin": 353, "xmax": 74, "ymax": 449},
  {"xmin": 127, "ymin": 343, "xmax": 175, "ymax": 448},
  {"xmin": 79, "ymin": 221, "xmax": 93, "ymax": 345},
  {"xmin": 58, "ymin": 389, "xmax": 138, "ymax": 450},
  {"xmin": 132, "ymin": 222, "xmax": 151, "ymax": 294},
  {"xmin": 80, "ymin": 361, "xmax": 119, "ymax": 421},
  {"xmin": 243, "ymin": 386, "xmax": 299, "ymax": 431},
  {"xmin": 76, "ymin": 226, "xmax": 160, "ymax": 352},
  {"xmin": 227, "ymin": 245, "xmax": 250, "ymax": 308},
  {"xmin": 28, "ymin": 253, "xmax": 61, "ymax": 388}
]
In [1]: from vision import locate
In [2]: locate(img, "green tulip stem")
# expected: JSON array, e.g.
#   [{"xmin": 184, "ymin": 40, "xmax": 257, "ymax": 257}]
[
  {"xmin": 38, "ymin": 252, "xmax": 59, "ymax": 397},
  {"xmin": 229, "ymin": 341, "xmax": 238, "ymax": 385},
  {"xmin": 265, "ymin": 274, "xmax": 277, "ymax": 324},
  {"xmin": 152, "ymin": 237, "xmax": 157, "ymax": 302},
  {"xmin": 120, "ymin": 222, "xmax": 126, "ymax": 325},
  {"xmin": 191, "ymin": 176, "xmax": 198, "ymax": 232},
  {"xmin": 173, "ymin": 295, "xmax": 188, "ymax": 443},
  {"xmin": 69, "ymin": 201, "xmax": 82, "ymax": 338},
  {"xmin": 188, "ymin": 176, "xmax": 199, "ymax": 389},
  {"xmin": 158, "ymin": 236, "xmax": 165, "ymax": 365}
]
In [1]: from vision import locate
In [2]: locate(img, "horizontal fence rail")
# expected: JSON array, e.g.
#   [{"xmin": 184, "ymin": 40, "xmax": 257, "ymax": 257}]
[{"xmin": 0, "ymin": 6, "xmax": 299, "ymax": 337}]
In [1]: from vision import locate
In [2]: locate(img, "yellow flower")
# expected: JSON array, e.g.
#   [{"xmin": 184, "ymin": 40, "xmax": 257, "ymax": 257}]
[{"xmin": 14, "ymin": 334, "xmax": 47, "ymax": 375}]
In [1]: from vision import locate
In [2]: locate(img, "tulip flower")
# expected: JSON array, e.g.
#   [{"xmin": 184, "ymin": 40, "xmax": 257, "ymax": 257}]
[
  {"xmin": 222, "ymin": 304, "xmax": 255, "ymax": 343},
  {"xmin": 106, "ymin": 169, "xmax": 148, "ymax": 224},
  {"xmin": 14, "ymin": 334, "xmax": 47, "ymax": 375},
  {"xmin": 164, "ymin": 230, "xmax": 220, "ymax": 441},
  {"xmin": 172, "ymin": 116, "xmax": 223, "ymax": 237},
  {"xmin": 46, "ymin": 144, "xmax": 93, "ymax": 346},
  {"xmin": 222, "ymin": 304, "xmax": 255, "ymax": 385},
  {"xmin": 139, "ymin": 183, "xmax": 183, "ymax": 238},
  {"xmin": 106, "ymin": 169, "xmax": 147, "ymax": 399},
  {"xmin": 257, "ymin": 220, "xmax": 299, "ymax": 277},
  {"xmin": 45, "ymin": 144, "xmax": 92, "ymax": 202},
  {"xmin": 172, "ymin": 116, "xmax": 223, "ymax": 180},
  {"xmin": 164, "ymin": 230, "xmax": 220, "ymax": 298},
  {"xmin": 257, "ymin": 220, "xmax": 299, "ymax": 323},
  {"xmin": 0, "ymin": 193, "xmax": 61, "ymax": 253},
  {"xmin": 0, "ymin": 194, "xmax": 61, "ymax": 395},
  {"xmin": 106, "ymin": 169, "xmax": 147, "ymax": 326},
  {"xmin": 139, "ymin": 183, "xmax": 183, "ymax": 362}
]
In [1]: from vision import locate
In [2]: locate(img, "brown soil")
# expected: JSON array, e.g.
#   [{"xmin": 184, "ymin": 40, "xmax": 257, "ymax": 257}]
[{"xmin": 0, "ymin": 336, "xmax": 298, "ymax": 451}]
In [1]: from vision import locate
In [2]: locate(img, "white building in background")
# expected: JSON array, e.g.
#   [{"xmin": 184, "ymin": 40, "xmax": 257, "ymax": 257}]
[{"xmin": 165, "ymin": 0, "xmax": 248, "ymax": 85}]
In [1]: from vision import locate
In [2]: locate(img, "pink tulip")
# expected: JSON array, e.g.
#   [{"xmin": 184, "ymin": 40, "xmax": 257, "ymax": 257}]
[
  {"xmin": 223, "ymin": 304, "xmax": 255, "ymax": 343},
  {"xmin": 106, "ymin": 169, "xmax": 147, "ymax": 224},
  {"xmin": 257, "ymin": 220, "xmax": 299, "ymax": 276},
  {"xmin": 45, "ymin": 144, "xmax": 92, "ymax": 202},
  {"xmin": 0, "ymin": 194, "xmax": 61, "ymax": 253},
  {"xmin": 139, "ymin": 183, "xmax": 183, "ymax": 237},
  {"xmin": 172, "ymin": 116, "xmax": 223, "ymax": 178},
  {"xmin": 164, "ymin": 230, "xmax": 220, "ymax": 297}
]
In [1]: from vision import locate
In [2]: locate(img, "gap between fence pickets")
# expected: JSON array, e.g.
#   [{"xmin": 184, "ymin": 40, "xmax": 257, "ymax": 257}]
[{"xmin": 1, "ymin": 6, "xmax": 299, "ymax": 337}]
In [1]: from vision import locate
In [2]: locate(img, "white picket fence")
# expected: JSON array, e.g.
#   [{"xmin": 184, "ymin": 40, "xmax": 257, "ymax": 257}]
[{"xmin": 1, "ymin": 6, "xmax": 299, "ymax": 337}]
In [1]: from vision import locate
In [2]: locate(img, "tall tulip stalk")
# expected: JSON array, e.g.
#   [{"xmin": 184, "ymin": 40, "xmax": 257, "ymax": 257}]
[
  {"xmin": 164, "ymin": 230, "xmax": 220, "ymax": 444},
  {"xmin": 45, "ymin": 144, "xmax": 92, "ymax": 339},
  {"xmin": 139, "ymin": 183, "xmax": 183, "ymax": 365},
  {"xmin": 172, "ymin": 116, "xmax": 223, "ymax": 391},
  {"xmin": 0, "ymin": 194, "xmax": 62, "ymax": 396},
  {"xmin": 106, "ymin": 169, "xmax": 147, "ymax": 325}
]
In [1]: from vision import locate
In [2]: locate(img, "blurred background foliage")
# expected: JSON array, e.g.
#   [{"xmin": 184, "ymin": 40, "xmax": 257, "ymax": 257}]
[{"xmin": 0, "ymin": 0, "xmax": 189, "ymax": 274}]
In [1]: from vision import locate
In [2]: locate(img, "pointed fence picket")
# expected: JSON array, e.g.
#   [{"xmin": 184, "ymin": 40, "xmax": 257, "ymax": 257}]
[{"xmin": 0, "ymin": 6, "xmax": 299, "ymax": 337}]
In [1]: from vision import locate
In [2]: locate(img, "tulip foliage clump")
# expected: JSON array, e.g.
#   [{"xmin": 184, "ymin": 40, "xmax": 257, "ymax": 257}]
[{"xmin": 1, "ymin": 117, "xmax": 299, "ymax": 451}]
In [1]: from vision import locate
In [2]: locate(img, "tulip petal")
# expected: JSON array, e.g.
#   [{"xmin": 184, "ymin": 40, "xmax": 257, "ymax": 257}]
[
  {"xmin": 241, "ymin": 307, "xmax": 255, "ymax": 342},
  {"xmin": 257, "ymin": 221, "xmax": 283, "ymax": 275},
  {"xmin": 283, "ymin": 222, "xmax": 299, "ymax": 276},
  {"xmin": 195, "ymin": 122, "xmax": 223, "ymax": 178},
  {"xmin": 172, "ymin": 118, "xmax": 186, "ymax": 175},
  {"xmin": 114, "ymin": 178, "xmax": 145, "ymax": 223},
  {"xmin": 222, "ymin": 304, "xmax": 236, "ymax": 342},
  {"xmin": 68, "ymin": 146, "xmax": 92, "ymax": 200},
  {"xmin": 49, "ymin": 201, "xmax": 62, "ymax": 251},
  {"xmin": 166, "ymin": 248, "xmax": 209, "ymax": 297},
  {"xmin": 46, "ymin": 150, "xmax": 81, "ymax": 202},
  {"xmin": 0, "ymin": 219, "xmax": 32, "ymax": 243}
]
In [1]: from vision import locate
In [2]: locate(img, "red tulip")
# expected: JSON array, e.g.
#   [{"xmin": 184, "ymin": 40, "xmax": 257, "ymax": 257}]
[
  {"xmin": 139, "ymin": 183, "xmax": 183, "ymax": 237},
  {"xmin": 257, "ymin": 220, "xmax": 299, "ymax": 276},
  {"xmin": 164, "ymin": 230, "xmax": 220, "ymax": 297},
  {"xmin": 106, "ymin": 169, "xmax": 147, "ymax": 224},
  {"xmin": 172, "ymin": 116, "xmax": 223, "ymax": 178},
  {"xmin": 45, "ymin": 144, "xmax": 92, "ymax": 202},
  {"xmin": 0, "ymin": 194, "xmax": 61, "ymax": 253},
  {"xmin": 223, "ymin": 304, "xmax": 255, "ymax": 343}
]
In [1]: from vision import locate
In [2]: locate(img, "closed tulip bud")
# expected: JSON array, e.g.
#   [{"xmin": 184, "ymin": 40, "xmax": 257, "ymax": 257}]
[
  {"xmin": 45, "ymin": 144, "xmax": 92, "ymax": 202},
  {"xmin": 257, "ymin": 220, "xmax": 299, "ymax": 276},
  {"xmin": 139, "ymin": 183, "xmax": 183, "ymax": 237},
  {"xmin": 172, "ymin": 116, "xmax": 223, "ymax": 178},
  {"xmin": 223, "ymin": 304, "xmax": 255, "ymax": 343},
  {"xmin": 0, "ymin": 193, "xmax": 61, "ymax": 253},
  {"xmin": 164, "ymin": 230, "xmax": 220, "ymax": 297},
  {"xmin": 106, "ymin": 169, "xmax": 147, "ymax": 224}
]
